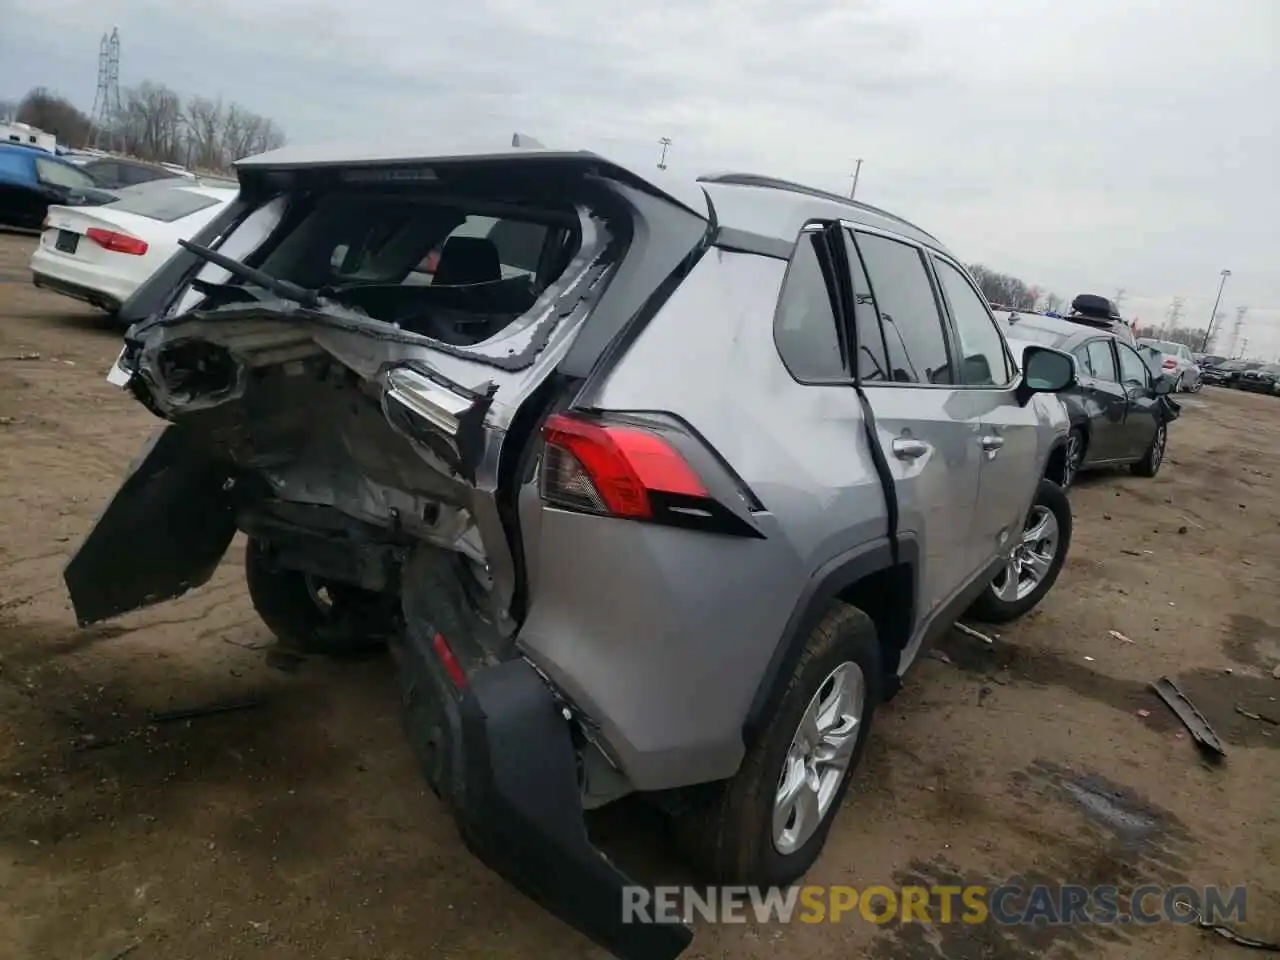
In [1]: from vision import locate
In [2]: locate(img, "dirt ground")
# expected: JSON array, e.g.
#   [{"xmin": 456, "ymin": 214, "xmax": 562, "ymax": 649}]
[{"xmin": 1, "ymin": 230, "xmax": 1277, "ymax": 960}]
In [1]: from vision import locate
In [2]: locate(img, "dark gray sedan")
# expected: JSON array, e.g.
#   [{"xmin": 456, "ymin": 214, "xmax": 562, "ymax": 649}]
[{"xmin": 998, "ymin": 312, "xmax": 1180, "ymax": 488}]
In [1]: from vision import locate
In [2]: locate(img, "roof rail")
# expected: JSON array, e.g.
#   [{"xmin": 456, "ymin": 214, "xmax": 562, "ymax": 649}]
[{"xmin": 696, "ymin": 172, "xmax": 940, "ymax": 243}]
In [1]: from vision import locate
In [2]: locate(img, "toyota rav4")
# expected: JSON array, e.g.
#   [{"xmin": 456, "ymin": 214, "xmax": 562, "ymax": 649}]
[{"xmin": 66, "ymin": 147, "xmax": 1077, "ymax": 960}]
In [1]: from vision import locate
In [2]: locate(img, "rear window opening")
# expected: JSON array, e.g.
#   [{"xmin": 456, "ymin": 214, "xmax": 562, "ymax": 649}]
[
  {"xmin": 195, "ymin": 187, "xmax": 588, "ymax": 347},
  {"xmin": 108, "ymin": 187, "xmax": 225, "ymax": 223}
]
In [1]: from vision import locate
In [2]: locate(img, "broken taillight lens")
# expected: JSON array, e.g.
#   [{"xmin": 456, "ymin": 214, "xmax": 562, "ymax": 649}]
[
  {"xmin": 539, "ymin": 413, "xmax": 707, "ymax": 520},
  {"xmin": 86, "ymin": 227, "xmax": 148, "ymax": 256}
]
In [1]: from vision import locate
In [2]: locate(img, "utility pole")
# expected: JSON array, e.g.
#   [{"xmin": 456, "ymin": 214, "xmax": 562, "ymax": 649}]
[
  {"xmin": 848, "ymin": 158, "xmax": 863, "ymax": 199},
  {"xmin": 657, "ymin": 137, "xmax": 672, "ymax": 171},
  {"xmin": 1112, "ymin": 288, "xmax": 1126, "ymax": 313},
  {"xmin": 1199, "ymin": 269, "xmax": 1232, "ymax": 352}
]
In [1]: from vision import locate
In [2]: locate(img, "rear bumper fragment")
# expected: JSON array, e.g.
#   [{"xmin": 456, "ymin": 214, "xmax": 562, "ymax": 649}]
[{"xmin": 396, "ymin": 633, "xmax": 693, "ymax": 960}]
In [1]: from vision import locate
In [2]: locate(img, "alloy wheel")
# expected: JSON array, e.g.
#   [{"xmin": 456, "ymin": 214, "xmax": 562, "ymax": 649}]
[
  {"xmin": 773, "ymin": 661, "xmax": 865, "ymax": 855},
  {"xmin": 992, "ymin": 506, "xmax": 1060, "ymax": 602}
]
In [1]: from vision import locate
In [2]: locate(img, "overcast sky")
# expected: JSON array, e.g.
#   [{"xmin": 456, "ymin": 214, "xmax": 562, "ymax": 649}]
[{"xmin": 4, "ymin": 0, "xmax": 1277, "ymax": 355}]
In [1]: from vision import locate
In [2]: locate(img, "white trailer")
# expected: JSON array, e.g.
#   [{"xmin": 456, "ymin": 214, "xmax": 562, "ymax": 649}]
[{"xmin": 0, "ymin": 121, "xmax": 57, "ymax": 154}]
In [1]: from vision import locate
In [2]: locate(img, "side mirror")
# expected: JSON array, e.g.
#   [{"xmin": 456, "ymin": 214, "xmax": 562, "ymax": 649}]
[
  {"xmin": 1153, "ymin": 374, "xmax": 1176, "ymax": 396},
  {"xmin": 1016, "ymin": 345, "xmax": 1076, "ymax": 406}
]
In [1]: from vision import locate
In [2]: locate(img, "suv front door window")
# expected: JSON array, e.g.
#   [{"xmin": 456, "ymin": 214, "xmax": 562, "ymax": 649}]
[
  {"xmin": 932, "ymin": 257, "xmax": 1012, "ymax": 387},
  {"xmin": 845, "ymin": 229, "xmax": 984, "ymax": 621}
]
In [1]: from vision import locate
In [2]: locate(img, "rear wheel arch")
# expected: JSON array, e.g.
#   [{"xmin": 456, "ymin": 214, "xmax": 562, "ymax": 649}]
[{"xmin": 743, "ymin": 537, "xmax": 917, "ymax": 743}]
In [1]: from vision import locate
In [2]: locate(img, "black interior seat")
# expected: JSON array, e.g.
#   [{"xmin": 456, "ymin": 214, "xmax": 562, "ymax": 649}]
[{"xmin": 433, "ymin": 236, "xmax": 502, "ymax": 286}]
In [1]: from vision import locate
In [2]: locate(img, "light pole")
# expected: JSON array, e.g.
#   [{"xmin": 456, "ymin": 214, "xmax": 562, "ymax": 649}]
[
  {"xmin": 1200, "ymin": 269, "xmax": 1232, "ymax": 352},
  {"xmin": 849, "ymin": 158, "xmax": 863, "ymax": 199}
]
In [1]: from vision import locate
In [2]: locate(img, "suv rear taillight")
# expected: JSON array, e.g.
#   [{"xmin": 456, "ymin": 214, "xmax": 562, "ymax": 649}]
[
  {"xmin": 1162, "ymin": 357, "xmax": 1178, "ymax": 369},
  {"xmin": 540, "ymin": 413, "xmax": 706, "ymax": 520},
  {"xmin": 86, "ymin": 228, "xmax": 148, "ymax": 256}
]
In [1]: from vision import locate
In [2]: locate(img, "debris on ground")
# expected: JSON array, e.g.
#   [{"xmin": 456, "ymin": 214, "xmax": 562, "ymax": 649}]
[
  {"xmin": 929, "ymin": 649, "xmax": 952, "ymax": 664},
  {"xmin": 1235, "ymin": 703, "xmax": 1280, "ymax": 727},
  {"xmin": 1121, "ymin": 549, "xmax": 1143, "ymax": 557},
  {"xmin": 1151, "ymin": 676, "xmax": 1226, "ymax": 759},
  {"xmin": 149, "ymin": 696, "xmax": 263, "ymax": 724},
  {"xmin": 1174, "ymin": 896, "xmax": 1280, "ymax": 951},
  {"xmin": 87, "ymin": 938, "xmax": 141, "ymax": 960},
  {"xmin": 1136, "ymin": 709, "xmax": 1151, "ymax": 719},
  {"xmin": 1, "ymin": 352, "xmax": 41, "ymax": 361},
  {"xmin": 1108, "ymin": 630, "xmax": 1134, "ymax": 644},
  {"xmin": 954, "ymin": 622, "xmax": 996, "ymax": 644},
  {"xmin": 221, "ymin": 635, "xmax": 273, "ymax": 651}
]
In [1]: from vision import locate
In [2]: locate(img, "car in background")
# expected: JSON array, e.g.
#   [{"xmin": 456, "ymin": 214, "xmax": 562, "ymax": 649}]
[
  {"xmin": 1194, "ymin": 353, "xmax": 1226, "ymax": 369},
  {"xmin": 1001, "ymin": 312, "xmax": 1179, "ymax": 488},
  {"xmin": 1238, "ymin": 363, "xmax": 1280, "ymax": 396},
  {"xmin": 79, "ymin": 156, "xmax": 183, "ymax": 190},
  {"xmin": 0, "ymin": 143, "xmax": 115, "ymax": 231},
  {"xmin": 1202, "ymin": 358, "xmax": 1261, "ymax": 388},
  {"xmin": 30, "ymin": 182, "xmax": 236, "ymax": 317},
  {"xmin": 1136, "ymin": 338, "xmax": 1202, "ymax": 392}
]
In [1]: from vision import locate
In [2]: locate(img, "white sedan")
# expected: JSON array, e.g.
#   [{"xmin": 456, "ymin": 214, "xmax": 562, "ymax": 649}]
[{"xmin": 30, "ymin": 183, "xmax": 236, "ymax": 318}]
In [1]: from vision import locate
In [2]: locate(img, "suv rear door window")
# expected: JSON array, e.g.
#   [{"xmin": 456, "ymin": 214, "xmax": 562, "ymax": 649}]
[
  {"xmin": 773, "ymin": 230, "xmax": 846, "ymax": 381},
  {"xmin": 932, "ymin": 257, "xmax": 1011, "ymax": 386},
  {"xmin": 854, "ymin": 232, "xmax": 952, "ymax": 385},
  {"xmin": 1086, "ymin": 340, "xmax": 1118, "ymax": 381}
]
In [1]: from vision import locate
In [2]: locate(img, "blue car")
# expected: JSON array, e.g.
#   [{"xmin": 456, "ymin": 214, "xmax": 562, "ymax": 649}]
[{"xmin": 0, "ymin": 143, "xmax": 114, "ymax": 231}]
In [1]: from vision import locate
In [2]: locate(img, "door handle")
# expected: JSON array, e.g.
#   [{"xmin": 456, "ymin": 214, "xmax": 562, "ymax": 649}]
[
  {"xmin": 892, "ymin": 437, "xmax": 929, "ymax": 460},
  {"xmin": 980, "ymin": 435, "xmax": 1004, "ymax": 458}
]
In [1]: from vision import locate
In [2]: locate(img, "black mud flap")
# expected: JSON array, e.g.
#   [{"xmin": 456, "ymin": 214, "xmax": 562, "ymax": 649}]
[
  {"xmin": 64, "ymin": 424, "xmax": 238, "ymax": 626},
  {"xmin": 456, "ymin": 659, "xmax": 694, "ymax": 960}
]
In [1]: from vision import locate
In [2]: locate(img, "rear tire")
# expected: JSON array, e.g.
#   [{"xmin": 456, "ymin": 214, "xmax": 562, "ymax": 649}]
[
  {"xmin": 244, "ymin": 537, "xmax": 397, "ymax": 655},
  {"xmin": 670, "ymin": 604, "xmax": 881, "ymax": 886},
  {"xmin": 1131, "ymin": 421, "xmax": 1167, "ymax": 478},
  {"xmin": 968, "ymin": 479, "xmax": 1072, "ymax": 624}
]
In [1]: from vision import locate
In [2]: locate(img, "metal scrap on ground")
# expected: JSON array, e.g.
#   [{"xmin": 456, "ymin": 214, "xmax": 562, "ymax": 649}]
[{"xmin": 1151, "ymin": 676, "xmax": 1226, "ymax": 758}]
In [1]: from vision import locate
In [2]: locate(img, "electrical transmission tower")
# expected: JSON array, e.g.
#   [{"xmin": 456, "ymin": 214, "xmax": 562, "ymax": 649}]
[{"xmin": 89, "ymin": 27, "xmax": 122, "ymax": 150}]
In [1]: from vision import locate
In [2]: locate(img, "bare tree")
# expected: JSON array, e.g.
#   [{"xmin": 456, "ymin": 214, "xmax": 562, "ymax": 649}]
[
  {"xmin": 13, "ymin": 81, "xmax": 285, "ymax": 171},
  {"xmin": 16, "ymin": 88, "xmax": 94, "ymax": 145},
  {"xmin": 1112, "ymin": 287, "xmax": 1127, "ymax": 312},
  {"xmin": 0, "ymin": 99, "xmax": 18, "ymax": 122},
  {"xmin": 183, "ymin": 95, "xmax": 226, "ymax": 170},
  {"xmin": 1164, "ymin": 296, "xmax": 1185, "ymax": 332},
  {"xmin": 115, "ymin": 81, "xmax": 186, "ymax": 163},
  {"xmin": 967, "ymin": 264, "xmax": 1050, "ymax": 312},
  {"xmin": 1042, "ymin": 291, "xmax": 1063, "ymax": 313}
]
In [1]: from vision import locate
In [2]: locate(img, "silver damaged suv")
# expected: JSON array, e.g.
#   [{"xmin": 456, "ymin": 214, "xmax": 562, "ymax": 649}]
[{"xmin": 67, "ymin": 149, "xmax": 1078, "ymax": 959}]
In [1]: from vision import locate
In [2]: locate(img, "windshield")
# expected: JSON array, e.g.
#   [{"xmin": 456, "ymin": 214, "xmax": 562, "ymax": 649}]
[{"xmin": 108, "ymin": 187, "xmax": 225, "ymax": 222}]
